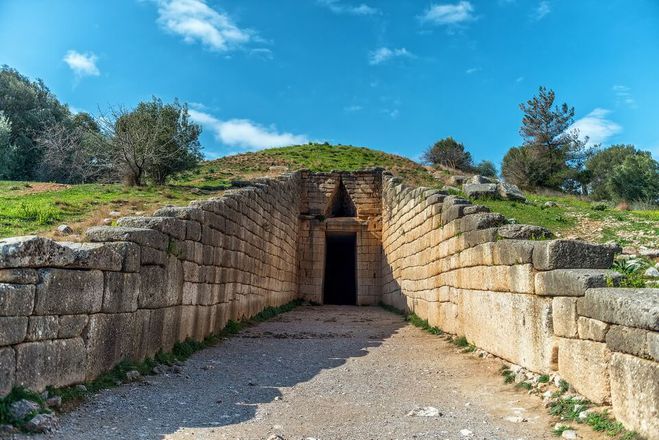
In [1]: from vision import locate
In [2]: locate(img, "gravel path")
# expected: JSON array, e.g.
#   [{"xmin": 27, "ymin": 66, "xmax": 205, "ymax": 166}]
[{"xmin": 33, "ymin": 306, "xmax": 560, "ymax": 440}]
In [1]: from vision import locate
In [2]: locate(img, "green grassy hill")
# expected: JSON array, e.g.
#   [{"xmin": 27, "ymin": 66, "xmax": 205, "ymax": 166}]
[{"xmin": 0, "ymin": 143, "xmax": 657, "ymax": 252}]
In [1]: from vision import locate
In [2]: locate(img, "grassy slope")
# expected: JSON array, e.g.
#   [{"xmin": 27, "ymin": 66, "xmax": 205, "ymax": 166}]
[{"xmin": 0, "ymin": 143, "xmax": 657, "ymax": 249}]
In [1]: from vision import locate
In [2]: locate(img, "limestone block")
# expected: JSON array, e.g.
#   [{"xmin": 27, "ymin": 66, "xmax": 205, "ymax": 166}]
[
  {"xmin": 103, "ymin": 272, "xmax": 140, "ymax": 313},
  {"xmin": 153, "ymin": 206, "xmax": 204, "ymax": 222},
  {"xmin": 139, "ymin": 265, "xmax": 172, "ymax": 308},
  {"xmin": 26, "ymin": 316, "xmax": 58, "ymax": 341},
  {"xmin": 461, "ymin": 290, "xmax": 554, "ymax": 372},
  {"xmin": 0, "ymin": 236, "xmax": 76, "ymax": 268},
  {"xmin": 578, "ymin": 288, "xmax": 659, "ymax": 331},
  {"xmin": 497, "ymin": 224, "xmax": 552, "ymax": 240},
  {"xmin": 535, "ymin": 269, "xmax": 611, "ymax": 296},
  {"xmin": 609, "ymin": 353, "xmax": 659, "ymax": 440},
  {"xmin": 606, "ymin": 326, "xmax": 650, "ymax": 359},
  {"xmin": 58, "ymin": 242, "xmax": 124, "ymax": 271},
  {"xmin": 0, "ymin": 317, "xmax": 28, "ymax": 346},
  {"xmin": 117, "ymin": 216, "xmax": 187, "ymax": 240},
  {"xmin": 105, "ymin": 242, "xmax": 141, "ymax": 272},
  {"xmin": 558, "ymin": 338, "xmax": 611, "ymax": 404},
  {"xmin": 84, "ymin": 313, "xmax": 139, "ymax": 379},
  {"xmin": 0, "ymin": 283, "xmax": 35, "ymax": 316},
  {"xmin": 86, "ymin": 226, "xmax": 168, "ymax": 251},
  {"xmin": 15, "ymin": 338, "xmax": 86, "ymax": 391},
  {"xmin": 0, "ymin": 347, "xmax": 14, "ymax": 396},
  {"xmin": 649, "ymin": 332, "xmax": 659, "ymax": 362},
  {"xmin": 34, "ymin": 269, "xmax": 103, "ymax": 315},
  {"xmin": 533, "ymin": 240, "xmax": 616, "ymax": 270},
  {"xmin": 140, "ymin": 246, "xmax": 167, "ymax": 266},
  {"xmin": 58, "ymin": 315, "xmax": 89, "ymax": 339},
  {"xmin": 458, "ymin": 213, "xmax": 507, "ymax": 233},
  {"xmin": 552, "ymin": 297, "xmax": 578, "ymax": 338},
  {"xmin": 0, "ymin": 268, "xmax": 38, "ymax": 284},
  {"xmin": 491, "ymin": 240, "xmax": 535, "ymax": 265},
  {"xmin": 577, "ymin": 317, "xmax": 609, "ymax": 341},
  {"xmin": 463, "ymin": 183, "xmax": 497, "ymax": 198}
]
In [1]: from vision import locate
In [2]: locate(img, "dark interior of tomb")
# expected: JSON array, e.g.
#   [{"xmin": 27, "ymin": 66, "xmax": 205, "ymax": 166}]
[
  {"xmin": 329, "ymin": 179, "xmax": 357, "ymax": 217},
  {"xmin": 323, "ymin": 233, "xmax": 357, "ymax": 305}
]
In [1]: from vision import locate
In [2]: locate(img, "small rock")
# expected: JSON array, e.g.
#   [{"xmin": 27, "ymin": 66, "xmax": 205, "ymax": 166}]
[
  {"xmin": 505, "ymin": 416, "xmax": 527, "ymax": 423},
  {"xmin": 101, "ymin": 218, "xmax": 113, "ymax": 225},
  {"xmin": 514, "ymin": 372, "xmax": 526, "ymax": 384},
  {"xmin": 639, "ymin": 247, "xmax": 659, "ymax": 258},
  {"xmin": 109, "ymin": 211, "xmax": 121, "ymax": 217},
  {"xmin": 152, "ymin": 365, "xmax": 167, "ymax": 375},
  {"xmin": 0, "ymin": 424, "xmax": 18, "ymax": 433},
  {"xmin": 274, "ymin": 396, "xmax": 282, "ymax": 401},
  {"xmin": 544, "ymin": 201, "xmax": 558, "ymax": 208},
  {"xmin": 75, "ymin": 384, "xmax": 87, "ymax": 392},
  {"xmin": 171, "ymin": 365, "xmax": 183, "ymax": 374},
  {"xmin": 578, "ymin": 409, "xmax": 592, "ymax": 421},
  {"xmin": 644, "ymin": 267, "xmax": 659, "ymax": 278},
  {"xmin": 125, "ymin": 370, "xmax": 141, "ymax": 382},
  {"xmin": 9, "ymin": 399, "xmax": 40, "ymax": 420},
  {"xmin": 57, "ymin": 224, "xmax": 73, "ymax": 235},
  {"xmin": 25, "ymin": 413, "xmax": 59, "ymax": 433},
  {"xmin": 407, "ymin": 406, "xmax": 442, "ymax": 417},
  {"xmin": 561, "ymin": 430, "xmax": 578, "ymax": 439},
  {"xmin": 190, "ymin": 188, "xmax": 202, "ymax": 194},
  {"xmin": 46, "ymin": 396, "xmax": 62, "ymax": 409},
  {"xmin": 267, "ymin": 435, "xmax": 285, "ymax": 440},
  {"xmin": 460, "ymin": 429, "xmax": 473, "ymax": 437}
]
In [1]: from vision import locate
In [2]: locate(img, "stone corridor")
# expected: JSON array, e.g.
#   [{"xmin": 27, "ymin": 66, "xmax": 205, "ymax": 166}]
[{"xmin": 31, "ymin": 306, "xmax": 576, "ymax": 440}]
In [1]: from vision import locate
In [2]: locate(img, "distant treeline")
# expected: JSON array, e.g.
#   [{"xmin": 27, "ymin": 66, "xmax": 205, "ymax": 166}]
[
  {"xmin": 423, "ymin": 87, "xmax": 659, "ymax": 204},
  {"xmin": 0, "ymin": 66, "xmax": 202, "ymax": 186}
]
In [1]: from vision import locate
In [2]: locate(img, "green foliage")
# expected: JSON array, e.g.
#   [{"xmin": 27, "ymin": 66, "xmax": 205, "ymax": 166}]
[
  {"xmin": 591, "ymin": 202, "xmax": 608, "ymax": 211},
  {"xmin": 503, "ymin": 86, "xmax": 586, "ymax": 191},
  {"xmin": 451, "ymin": 336, "xmax": 469, "ymax": 347},
  {"xmin": 609, "ymin": 258, "xmax": 649, "ymax": 288},
  {"xmin": 423, "ymin": 137, "xmax": 473, "ymax": 171},
  {"xmin": 406, "ymin": 313, "xmax": 444, "ymax": 335},
  {"xmin": 0, "ymin": 387, "xmax": 46, "ymax": 426},
  {"xmin": 0, "ymin": 65, "xmax": 71, "ymax": 180},
  {"xmin": 553, "ymin": 424, "xmax": 572, "ymax": 436},
  {"xmin": 586, "ymin": 144, "xmax": 659, "ymax": 203},
  {"xmin": 111, "ymin": 97, "xmax": 202, "ymax": 186},
  {"xmin": 516, "ymin": 381, "xmax": 532, "ymax": 390},
  {"xmin": 473, "ymin": 160, "xmax": 497, "ymax": 177},
  {"xmin": 538, "ymin": 374, "xmax": 551, "ymax": 383},
  {"xmin": 501, "ymin": 368, "xmax": 516, "ymax": 384}
]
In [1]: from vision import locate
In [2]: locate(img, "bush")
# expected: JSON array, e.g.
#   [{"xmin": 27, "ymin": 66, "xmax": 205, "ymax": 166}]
[{"xmin": 423, "ymin": 137, "xmax": 473, "ymax": 171}]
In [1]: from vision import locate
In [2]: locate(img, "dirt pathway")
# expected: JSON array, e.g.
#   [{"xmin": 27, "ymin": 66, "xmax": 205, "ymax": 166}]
[{"xmin": 36, "ymin": 306, "xmax": 569, "ymax": 440}]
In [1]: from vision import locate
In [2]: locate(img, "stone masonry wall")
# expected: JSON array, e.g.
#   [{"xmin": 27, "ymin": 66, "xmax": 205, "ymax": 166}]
[
  {"xmin": 0, "ymin": 173, "xmax": 301, "ymax": 397},
  {"xmin": 380, "ymin": 173, "xmax": 659, "ymax": 440}
]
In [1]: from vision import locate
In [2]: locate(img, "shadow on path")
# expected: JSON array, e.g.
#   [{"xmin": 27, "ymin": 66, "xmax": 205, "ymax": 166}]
[{"xmin": 41, "ymin": 306, "xmax": 405, "ymax": 439}]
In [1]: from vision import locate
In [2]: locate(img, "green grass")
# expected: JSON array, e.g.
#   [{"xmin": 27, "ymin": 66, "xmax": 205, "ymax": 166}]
[
  {"xmin": 0, "ymin": 183, "xmax": 220, "ymax": 238},
  {"xmin": 0, "ymin": 387, "xmax": 50, "ymax": 431}
]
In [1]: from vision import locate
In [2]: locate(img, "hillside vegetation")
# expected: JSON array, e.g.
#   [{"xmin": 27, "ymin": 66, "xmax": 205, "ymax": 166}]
[{"xmin": 0, "ymin": 144, "xmax": 657, "ymax": 251}]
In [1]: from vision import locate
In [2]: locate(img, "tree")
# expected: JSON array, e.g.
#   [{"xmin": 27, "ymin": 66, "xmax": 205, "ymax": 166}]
[
  {"xmin": 0, "ymin": 66, "xmax": 71, "ymax": 179},
  {"xmin": 101, "ymin": 98, "xmax": 203, "ymax": 186},
  {"xmin": 0, "ymin": 111, "xmax": 18, "ymax": 180},
  {"xmin": 35, "ymin": 114, "xmax": 114, "ymax": 183},
  {"xmin": 423, "ymin": 137, "xmax": 473, "ymax": 171},
  {"xmin": 473, "ymin": 160, "xmax": 497, "ymax": 178},
  {"xmin": 502, "ymin": 87, "xmax": 586, "ymax": 190},
  {"xmin": 586, "ymin": 145, "xmax": 659, "ymax": 202}
]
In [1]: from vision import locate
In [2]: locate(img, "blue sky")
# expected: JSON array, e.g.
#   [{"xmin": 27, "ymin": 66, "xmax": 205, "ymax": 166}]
[{"xmin": 1, "ymin": 0, "xmax": 658, "ymax": 166}]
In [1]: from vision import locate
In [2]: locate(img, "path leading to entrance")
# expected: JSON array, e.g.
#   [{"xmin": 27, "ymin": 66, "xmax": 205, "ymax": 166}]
[{"xmin": 38, "ymin": 306, "xmax": 562, "ymax": 439}]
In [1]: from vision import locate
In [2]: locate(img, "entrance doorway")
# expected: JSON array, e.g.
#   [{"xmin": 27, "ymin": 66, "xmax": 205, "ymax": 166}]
[{"xmin": 323, "ymin": 233, "xmax": 357, "ymax": 305}]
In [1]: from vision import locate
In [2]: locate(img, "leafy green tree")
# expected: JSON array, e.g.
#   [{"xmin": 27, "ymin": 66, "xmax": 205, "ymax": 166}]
[
  {"xmin": 503, "ymin": 87, "xmax": 586, "ymax": 190},
  {"xmin": 582, "ymin": 143, "xmax": 659, "ymax": 203},
  {"xmin": 0, "ymin": 111, "xmax": 17, "ymax": 179},
  {"xmin": 423, "ymin": 137, "xmax": 473, "ymax": 171},
  {"xmin": 473, "ymin": 160, "xmax": 497, "ymax": 178},
  {"xmin": 104, "ymin": 97, "xmax": 203, "ymax": 186},
  {"xmin": 0, "ymin": 66, "xmax": 71, "ymax": 179}
]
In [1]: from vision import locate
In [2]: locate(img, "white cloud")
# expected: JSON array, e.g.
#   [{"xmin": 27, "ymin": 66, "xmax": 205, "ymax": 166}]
[
  {"xmin": 317, "ymin": 0, "xmax": 380, "ymax": 16},
  {"xmin": 612, "ymin": 85, "xmax": 637, "ymax": 108},
  {"xmin": 420, "ymin": 1, "xmax": 475, "ymax": 25},
  {"xmin": 155, "ymin": 0, "xmax": 252, "ymax": 51},
  {"xmin": 570, "ymin": 108, "xmax": 622, "ymax": 146},
  {"xmin": 368, "ymin": 47, "xmax": 413, "ymax": 65},
  {"xmin": 533, "ymin": 1, "xmax": 551, "ymax": 20},
  {"xmin": 465, "ymin": 67, "xmax": 480, "ymax": 74},
  {"xmin": 189, "ymin": 109, "xmax": 308, "ymax": 150},
  {"xmin": 63, "ymin": 51, "xmax": 100, "ymax": 78}
]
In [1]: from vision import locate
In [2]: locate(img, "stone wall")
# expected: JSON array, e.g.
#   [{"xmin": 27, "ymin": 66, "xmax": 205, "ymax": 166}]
[
  {"xmin": 380, "ymin": 173, "xmax": 658, "ymax": 440},
  {"xmin": 0, "ymin": 174, "xmax": 301, "ymax": 396},
  {"xmin": 297, "ymin": 170, "xmax": 382, "ymax": 304}
]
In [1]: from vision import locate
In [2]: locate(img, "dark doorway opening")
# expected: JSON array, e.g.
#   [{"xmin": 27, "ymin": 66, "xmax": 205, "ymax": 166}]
[{"xmin": 323, "ymin": 233, "xmax": 357, "ymax": 305}]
